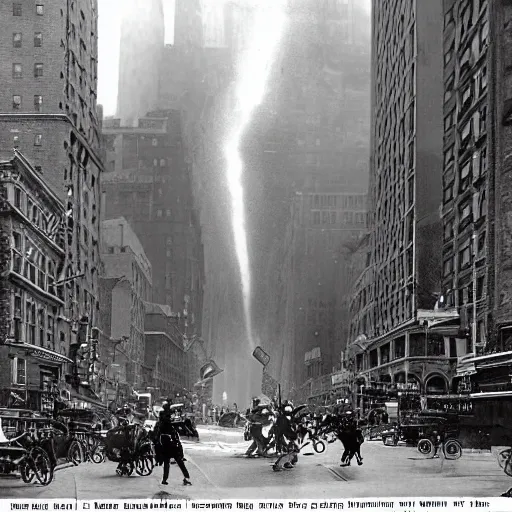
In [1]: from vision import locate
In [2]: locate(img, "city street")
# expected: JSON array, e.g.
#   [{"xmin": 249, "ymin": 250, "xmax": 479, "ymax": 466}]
[{"xmin": 1, "ymin": 426, "xmax": 511, "ymax": 500}]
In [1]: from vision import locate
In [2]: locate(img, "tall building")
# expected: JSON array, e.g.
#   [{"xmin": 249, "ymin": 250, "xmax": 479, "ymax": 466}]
[
  {"xmin": 0, "ymin": 152, "xmax": 72, "ymax": 413},
  {"xmin": 441, "ymin": 0, "xmax": 491, "ymax": 355},
  {"xmin": 442, "ymin": 1, "xmax": 512, "ymax": 397},
  {"xmin": 0, "ymin": 1, "xmax": 103, "ymax": 397},
  {"xmin": 101, "ymin": 112, "xmax": 204, "ymax": 343},
  {"xmin": 100, "ymin": 217, "xmax": 152, "ymax": 388},
  {"xmin": 287, "ymin": 186, "xmax": 368, "ymax": 391},
  {"xmin": 116, "ymin": 0, "xmax": 165, "ymax": 126},
  {"xmin": 349, "ymin": 0, "xmax": 459, "ymax": 398}
]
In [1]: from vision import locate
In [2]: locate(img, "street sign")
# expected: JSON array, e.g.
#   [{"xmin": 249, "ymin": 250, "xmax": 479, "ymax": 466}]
[{"xmin": 252, "ymin": 346, "xmax": 270, "ymax": 367}]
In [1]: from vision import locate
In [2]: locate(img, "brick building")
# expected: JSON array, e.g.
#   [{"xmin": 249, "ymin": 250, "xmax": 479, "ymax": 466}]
[
  {"xmin": 0, "ymin": 0, "xmax": 104, "ymax": 388},
  {"xmin": 441, "ymin": 0, "xmax": 491, "ymax": 358},
  {"xmin": 101, "ymin": 112, "xmax": 204, "ymax": 343},
  {"xmin": 348, "ymin": 0, "xmax": 460, "ymax": 397},
  {"xmin": 0, "ymin": 152, "xmax": 72, "ymax": 414},
  {"xmin": 441, "ymin": 1, "xmax": 512, "ymax": 394},
  {"xmin": 100, "ymin": 217, "xmax": 152, "ymax": 388}
]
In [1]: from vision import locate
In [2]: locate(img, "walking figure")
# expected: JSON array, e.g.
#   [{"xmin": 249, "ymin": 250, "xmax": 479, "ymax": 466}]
[{"xmin": 154, "ymin": 402, "xmax": 192, "ymax": 486}]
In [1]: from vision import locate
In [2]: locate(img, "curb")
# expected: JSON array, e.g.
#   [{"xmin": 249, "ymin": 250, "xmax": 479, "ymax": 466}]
[
  {"xmin": 464, "ymin": 450, "xmax": 492, "ymax": 456},
  {"xmin": 55, "ymin": 462, "xmax": 76, "ymax": 472}
]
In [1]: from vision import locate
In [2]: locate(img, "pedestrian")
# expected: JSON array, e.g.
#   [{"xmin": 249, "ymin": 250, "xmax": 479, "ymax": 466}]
[
  {"xmin": 244, "ymin": 399, "xmax": 270, "ymax": 457},
  {"xmin": 339, "ymin": 414, "xmax": 362, "ymax": 466},
  {"xmin": 351, "ymin": 425, "xmax": 364, "ymax": 465},
  {"xmin": 154, "ymin": 402, "xmax": 192, "ymax": 486}
]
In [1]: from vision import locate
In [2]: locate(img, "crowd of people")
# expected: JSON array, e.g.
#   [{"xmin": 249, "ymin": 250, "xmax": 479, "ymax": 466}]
[{"xmin": 242, "ymin": 397, "xmax": 367, "ymax": 468}]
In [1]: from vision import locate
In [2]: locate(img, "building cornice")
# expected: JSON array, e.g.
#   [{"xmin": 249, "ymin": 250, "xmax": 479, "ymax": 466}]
[
  {"xmin": 1, "ymin": 151, "xmax": 66, "ymax": 213},
  {"xmin": 144, "ymin": 331, "xmax": 184, "ymax": 351},
  {"xmin": 356, "ymin": 355, "xmax": 456, "ymax": 377},
  {"xmin": 0, "ymin": 114, "xmax": 105, "ymax": 172},
  {"xmin": 10, "ymin": 272, "xmax": 65, "ymax": 307},
  {"xmin": 10, "ymin": 205, "xmax": 65, "ymax": 255}
]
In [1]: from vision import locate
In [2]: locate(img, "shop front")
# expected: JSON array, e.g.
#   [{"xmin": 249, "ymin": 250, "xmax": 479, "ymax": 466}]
[{"xmin": 0, "ymin": 341, "xmax": 72, "ymax": 415}]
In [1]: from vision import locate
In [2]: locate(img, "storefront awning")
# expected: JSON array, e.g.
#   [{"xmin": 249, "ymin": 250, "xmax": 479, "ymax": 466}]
[
  {"xmin": 69, "ymin": 387, "xmax": 107, "ymax": 410},
  {"xmin": 477, "ymin": 358, "xmax": 512, "ymax": 370},
  {"xmin": 7, "ymin": 342, "xmax": 72, "ymax": 365},
  {"xmin": 456, "ymin": 362, "xmax": 477, "ymax": 376}
]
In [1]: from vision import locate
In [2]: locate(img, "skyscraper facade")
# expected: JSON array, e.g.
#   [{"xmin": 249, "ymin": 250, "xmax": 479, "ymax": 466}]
[
  {"xmin": 440, "ymin": 1, "xmax": 512, "ymax": 396},
  {"xmin": 349, "ymin": 0, "xmax": 457, "ymax": 396}
]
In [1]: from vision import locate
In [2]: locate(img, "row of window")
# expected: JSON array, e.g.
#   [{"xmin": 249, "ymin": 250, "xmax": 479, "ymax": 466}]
[
  {"xmin": 13, "ymin": 32, "xmax": 43, "ymax": 48},
  {"xmin": 12, "ymin": 287, "xmax": 56, "ymax": 349},
  {"xmin": 309, "ymin": 194, "xmax": 366, "ymax": 209},
  {"xmin": 13, "ymin": 134, "xmax": 43, "ymax": 148},
  {"xmin": 311, "ymin": 210, "xmax": 366, "ymax": 226},
  {"xmin": 12, "ymin": 63, "xmax": 44, "ymax": 78},
  {"xmin": 444, "ymin": 11, "xmax": 488, "ymax": 67},
  {"xmin": 443, "ymin": 148, "xmax": 487, "ymax": 203},
  {"xmin": 443, "ymin": 239, "xmax": 485, "ymax": 277},
  {"xmin": 13, "ymin": 3, "xmax": 44, "ymax": 16},
  {"xmin": 156, "ymin": 209, "xmax": 172, "ymax": 218},
  {"xmin": 12, "ymin": 185, "xmax": 60, "ymax": 238},
  {"xmin": 12, "ymin": 231, "xmax": 57, "ymax": 295},
  {"xmin": 13, "ymin": 95, "xmax": 43, "ymax": 111}
]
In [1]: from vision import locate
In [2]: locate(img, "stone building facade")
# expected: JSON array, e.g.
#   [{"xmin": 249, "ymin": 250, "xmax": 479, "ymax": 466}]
[
  {"xmin": 439, "ymin": 1, "xmax": 512, "ymax": 395},
  {"xmin": 0, "ymin": 152, "xmax": 72, "ymax": 413},
  {"xmin": 440, "ymin": 0, "xmax": 512, "ymax": 360},
  {"xmin": 100, "ymin": 217, "xmax": 152, "ymax": 388},
  {"xmin": 441, "ymin": 0, "xmax": 491, "ymax": 356},
  {"xmin": 0, "ymin": 0, "xmax": 103, "ymax": 379},
  {"xmin": 348, "ymin": 0, "xmax": 457, "ymax": 396}
]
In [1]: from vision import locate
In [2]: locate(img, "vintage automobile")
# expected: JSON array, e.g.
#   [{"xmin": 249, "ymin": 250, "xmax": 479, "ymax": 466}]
[{"xmin": 381, "ymin": 409, "xmax": 460, "ymax": 446}]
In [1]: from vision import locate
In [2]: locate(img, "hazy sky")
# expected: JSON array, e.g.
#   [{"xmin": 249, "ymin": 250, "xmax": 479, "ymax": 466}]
[
  {"xmin": 97, "ymin": 0, "xmax": 371, "ymax": 117},
  {"xmin": 98, "ymin": 0, "xmax": 176, "ymax": 116}
]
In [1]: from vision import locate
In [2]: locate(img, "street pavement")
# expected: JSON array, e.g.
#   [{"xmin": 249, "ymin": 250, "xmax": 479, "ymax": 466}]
[{"xmin": 1, "ymin": 425, "xmax": 511, "ymax": 500}]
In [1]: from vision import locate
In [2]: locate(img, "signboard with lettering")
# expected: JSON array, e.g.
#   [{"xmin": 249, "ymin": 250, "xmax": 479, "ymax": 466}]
[{"xmin": 25, "ymin": 346, "xmax": 72, "ymax": 365}]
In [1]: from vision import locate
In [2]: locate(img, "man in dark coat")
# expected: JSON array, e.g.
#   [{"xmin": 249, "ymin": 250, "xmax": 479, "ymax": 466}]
[
  {"xmin": 245, "ymin": 399, "xmax": 277, "ymax": 456},
  {"xmin": 154, "ymin": 402, "xmax": 192, "ymax": 486},
  {"xmin": 339, "ymin": 414, "xmax": 362, "ymax": 466}
]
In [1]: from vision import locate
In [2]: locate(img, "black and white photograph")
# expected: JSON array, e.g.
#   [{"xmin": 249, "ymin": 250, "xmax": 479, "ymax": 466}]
[{"xmin": 0, "ymin": 0, "xmax": 512, "ymax": 503}]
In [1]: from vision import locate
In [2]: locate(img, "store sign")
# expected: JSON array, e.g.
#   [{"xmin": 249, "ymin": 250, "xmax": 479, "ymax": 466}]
[
  {"xmin": 331, "ymin": 371, "xmax": 350, "ymax": 387},
  {"xmin": 27, "ymin": 347, "xmax": 71, "ymax": 364}
]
